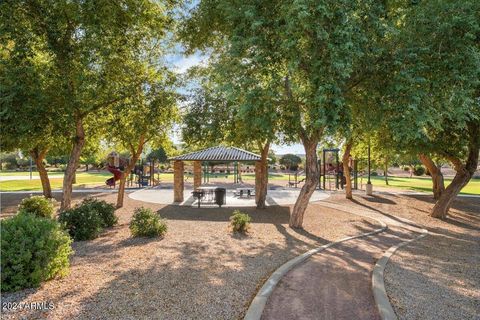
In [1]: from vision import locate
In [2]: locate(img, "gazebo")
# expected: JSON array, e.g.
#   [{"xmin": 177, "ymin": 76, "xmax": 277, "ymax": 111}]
[{"xmin": 168, "ymin": 146, "xmax": 265, "ymax": 204}]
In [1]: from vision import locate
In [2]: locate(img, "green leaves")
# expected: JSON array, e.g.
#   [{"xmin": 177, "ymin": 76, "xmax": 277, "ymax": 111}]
[
  {"xmin": 1, "ymin": 213, "xmax": 73, "ymax": 292},
  {"xmin": 376, "ymin": 0, "xmax": 480, "ymax": 160},
  {"xmin": 1, "ymin": 0, "xmax": 177, "ymax": 151},
  {"xmin": 180, "ymin": 0, "xmax": 387, "ymax": 145}
]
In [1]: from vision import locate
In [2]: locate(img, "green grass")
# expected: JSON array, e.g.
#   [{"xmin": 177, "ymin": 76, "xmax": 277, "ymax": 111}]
[
  {"xmin": 0, "ymin": 172, "xmax": 111, "ymax": 191},
  {"xmin": 1, "ymin": 170, "xmax": 478, "ymax": 195},
  {"xmin": 201, "ymin": 172, "xmax": 291, "ymax": 180},
  {"xmin": 363, "ymin": 176, "xmax": 480, "ymax": 195},
  {"xmin": 0, "ymin": 171, "xmax": 64, "ymax": 176}
]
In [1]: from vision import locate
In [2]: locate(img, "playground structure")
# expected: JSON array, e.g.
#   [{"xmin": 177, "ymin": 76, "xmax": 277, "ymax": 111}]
[
  {"xmin": 319, "ymin": 148, "xmax": 359, "ymax": 191},
  {"xmin": 106, "ymin": 152, "xmax": 122, "ymax": 187},
  {"xmin": 105, "ymin": 152, "xmax": 161, "ymax": 189},
  {"xmin": 128, "ymin": 160, "xmax": 161, "ymax": 188},
  {"xmin": 320, "ymin": 148, "xmax": 342, "ymax": 190},
  {"xmin": 199, "ymin": 161, "xmax": 245, "ymax": 184},
  {"xmin": 285, "ymin": 148, "xmax": 360, "ymax": 191}
]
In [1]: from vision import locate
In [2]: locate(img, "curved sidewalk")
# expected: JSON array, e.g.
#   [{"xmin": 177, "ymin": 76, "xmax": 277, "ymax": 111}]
[{"xmin": 259, "ymin": 201, "xmax": 426, "ymax": 320}]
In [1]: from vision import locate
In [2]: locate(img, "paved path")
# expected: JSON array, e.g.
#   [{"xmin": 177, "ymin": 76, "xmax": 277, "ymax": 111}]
[
  {"xmin": 129, "ymin": 187, "xmax": 329, "ymax": 207},
  {"xmin": 261, "ymin": 201, "xmax": 424, "ymax": 320}
]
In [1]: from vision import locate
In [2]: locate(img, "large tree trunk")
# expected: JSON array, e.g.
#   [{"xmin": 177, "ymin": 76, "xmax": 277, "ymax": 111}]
[
  {"xmin": 290, "ymin": 137, "xmax": 320, "ymax": 228},
  {"xmin": 117, "ymin": 136, "xmax": 145, "ymax": 208},
  {"xmin": 342, "ymin": 140, "xmax": 353, "ymax": 199},
  {"xmin": 31, "ymin": 148, "xmax": 52, "ymax": 198},
  {"xmin": 431, "ymin": 123, "xmax": 479, "ymax": 219},
  {"xmin": 256, "ymin": 141, "xmax": 270, "ymax": 209},
  {"xmin": 61, "ymin": 118, "xmax": 85, "ymax": 211},
  {"xmin": 419, "ymin": 154, "xmax": 444, "ymax": 200}
]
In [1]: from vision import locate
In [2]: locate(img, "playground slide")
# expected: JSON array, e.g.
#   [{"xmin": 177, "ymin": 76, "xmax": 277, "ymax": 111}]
[{"xmin": 106, "ymin": 165, "xmax": 123, "ymax": 187}]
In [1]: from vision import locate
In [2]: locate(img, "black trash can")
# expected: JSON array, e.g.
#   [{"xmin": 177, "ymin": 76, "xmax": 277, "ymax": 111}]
[{"xmin": 214, "ymin": 188, "xmax": 226, "ymax": 207}]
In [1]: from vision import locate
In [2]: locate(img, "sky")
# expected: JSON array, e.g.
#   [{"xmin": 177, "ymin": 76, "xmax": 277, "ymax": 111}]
[{"xmin": 168, "ymin": 52, "xmax": 306, "ymax": 155}]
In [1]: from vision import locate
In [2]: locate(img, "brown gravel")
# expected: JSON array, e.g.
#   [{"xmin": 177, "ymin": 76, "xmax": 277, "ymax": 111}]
[
  {"xmin": 324, "ymin": 192, "xmax": 480, "ymax": 320},
  {"xmin": 1, "ymin": 192, "xmax": 379, "ymax": 320}
]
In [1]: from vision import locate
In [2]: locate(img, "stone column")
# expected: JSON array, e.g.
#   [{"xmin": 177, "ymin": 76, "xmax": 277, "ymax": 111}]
[
  {"xmin": 173, "ymin": 160, "xmax": 184, "ymax": 202},
  {"xmin": 193, "ymin": 161, "xmax": 202, "ymax": 189},
  {"xmin": 255, "ymin": 161, "xmax": 262, "ymax": 205}
]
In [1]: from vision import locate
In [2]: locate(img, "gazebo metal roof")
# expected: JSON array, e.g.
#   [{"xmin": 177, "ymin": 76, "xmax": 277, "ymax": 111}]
[{"xmin": 169, "ymin": 146, "xmax": 262, "ymax": 161}]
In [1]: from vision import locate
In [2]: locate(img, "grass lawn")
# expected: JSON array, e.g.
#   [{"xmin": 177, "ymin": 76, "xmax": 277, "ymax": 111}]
[
  {"xmin": 0, "ymin": 172, "xmax": 111, "ymax": 191},
  {"xmin": 366, "ymin": 176, "xmax": 480, "ymax": 195},
  {"xmin": 1, "ymin": 170, "xmax": 478, "ymax": 195},
  {"xmin": 203, "ymin": 172, "xmax": 291, "ymax": 180},
  {"xmin": 0, "ymin": 171, "xmax": 64, "ymax": 176}
]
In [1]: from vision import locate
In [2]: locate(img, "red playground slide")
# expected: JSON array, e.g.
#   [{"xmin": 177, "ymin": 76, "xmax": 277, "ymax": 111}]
[{"xmin": 106, "ymin": 165, "xmax": 123, "ymax": 187}]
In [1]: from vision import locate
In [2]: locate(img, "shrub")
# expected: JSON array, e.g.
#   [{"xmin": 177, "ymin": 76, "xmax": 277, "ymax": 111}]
[
  {"xmin": 370, "ymin": 171, "xmax": 378, "ymax": 176},
  {"xmin": 18, "ymin": 195, "xmax": 56, "ymax": 218},
  {"xmin": 230, "ymin": 210, "xmax": 251, "ymax": 233},
  {"xmin": 58, "ymin": 198, "xmax": 117, "ymax": 241},
  {"xmin": 58, "ymin": 205, "xmax": 103, "ymax": 241},
  {"xmin": 1, "ymin": 213, "xmax": 73, "ymax": 292},
  {"xmin": 129, "ymin": 207, "xmax": 167, "ymax": 238},
  {"xmin": 413, "ymin": 165, "xmax": 425, "ymax": 176},
  {"xmin": 81, "ymin": 198, "xmax": 117, "ymax": 228}
]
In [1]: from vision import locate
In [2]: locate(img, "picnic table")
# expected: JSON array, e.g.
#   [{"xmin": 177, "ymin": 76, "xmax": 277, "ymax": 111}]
[
  {"xmin": 197, "ymin": 186, "xmax": 218, "ymax": 201},
  {"xmin": 235, "ymin": 187, "xmax": 255, "ymax": 198},
  {"xmin": 192, "ymin": 186, "xmax": 226, "ymax": 208}
]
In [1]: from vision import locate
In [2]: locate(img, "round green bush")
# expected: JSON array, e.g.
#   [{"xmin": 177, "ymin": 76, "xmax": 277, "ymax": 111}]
[
  {"xmin": 230, "ymin": 210, "xmax": 251, "ymax": 233},
  {"xmin": 129, "ymin": 207, "xmax": 167, "ymax": 238},
  {"xmin": 413, "ymin": 165, "xmax": 426, "ymax": 176},
  {"xmin": 1, "ymin": 213, "xmax": 73, "ymax": 292},
  {"xmin": 81, "ymin": 198, "xmax": 117, "ymax": 228},
  {"xmin": 58, "ymin": 205, "xmax": 103, "ymax": 241},
  {"xmin": 18, "ymin": 195, "xmax": 56, "ymax": 218},
  {"xmin": 58, "ymin": 198, "xmax": 117, "ymax": 241}
]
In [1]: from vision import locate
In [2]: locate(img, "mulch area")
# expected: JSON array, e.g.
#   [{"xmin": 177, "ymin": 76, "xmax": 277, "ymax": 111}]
[
  {"xmin": 325, "ymin": 192, "xmax": 480, "ymax": 320},
  {"xmin": 0, "ymin": 192, "xmax": 94, "ymax": 218},
  {"xmin": 2, "ymin": 190, "xmax": 478, "ymax": 319},
  {"xmin": 1, "ymin": 192, "xmax": 379, "ymax": 320}
]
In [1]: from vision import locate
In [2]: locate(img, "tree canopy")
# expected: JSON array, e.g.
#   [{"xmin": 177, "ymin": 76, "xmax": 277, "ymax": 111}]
[{"xmin": 1, "ymin": 0, "xmax": 478, "ymax": 222}]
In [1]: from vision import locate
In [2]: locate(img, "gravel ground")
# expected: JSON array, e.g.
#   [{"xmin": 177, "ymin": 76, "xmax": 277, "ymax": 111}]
[
  {"xmin": 1, "ymin": 192, "xmax": 379, "ymax": 320},
  {"xmin": 325, "ymin": 192, "xmax": 480, "ymax": 320}
]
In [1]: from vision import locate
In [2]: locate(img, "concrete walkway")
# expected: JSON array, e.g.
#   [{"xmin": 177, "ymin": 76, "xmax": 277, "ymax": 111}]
[
  {"xmin": 260, "ymin": 201, "xmax": 425, "ymax": 320},
  {"xmin": 129, "ymin": 187, "xmax": 329, "ymax": 207}
]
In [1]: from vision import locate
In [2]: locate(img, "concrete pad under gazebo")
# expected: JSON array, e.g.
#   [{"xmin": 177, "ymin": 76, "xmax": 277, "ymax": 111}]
[
  {"xmin": 129, "ymin": 187, "xmax": 329, "ymax": 207},
  {"xmin": 168, "ymin": 146, "xmax": 267, "ymax": 205}
]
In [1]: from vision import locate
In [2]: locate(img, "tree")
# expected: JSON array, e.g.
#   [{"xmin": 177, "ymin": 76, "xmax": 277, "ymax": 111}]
[
  {"xmin": 1, "ymin": 0, "xmax": 174, "ymax": 210},
  {"xmin": 0, "ymin": 152, "xmax": 17, "ymax": 171},
  {"xmin": 181, "ymin": 65, "xmax": 280, "ymax": 209},
  {"xmin": 418, "ymin": 154, "xmax": 444, "ymax": 199},
  {"xmin": 378, "ymin": 0, "xmax": 480, "ymax": 218},
  {"xmin": 267, "ymin": 152, "xmax": 277, "ymax": 166},
  {"xmin": 147, "ymin": 147, "xmax": 168, "ymax": 163},
  {"xmin": 0, "ymin": 20, "xmax": 65, "ymax": 198},
  {"xmin": 104, "ymin": 69, "xmax": 178, "ymax": 208},
  {"xmin": 279, "ymin": 154, "xmax": 302, "ymax": 171},
  {"xmin": 181, "ymin": 0, "xmax": 385, "ymax": 225}
]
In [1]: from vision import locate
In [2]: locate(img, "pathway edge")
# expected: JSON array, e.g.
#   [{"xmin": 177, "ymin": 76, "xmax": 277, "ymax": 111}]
[
  {"xmin": 243, "ymin": 215, "xmax": 388, "ymax": 320},
  {"xmin": 372, "ymin": 227, "xmax": 428, "ymax": 320}
]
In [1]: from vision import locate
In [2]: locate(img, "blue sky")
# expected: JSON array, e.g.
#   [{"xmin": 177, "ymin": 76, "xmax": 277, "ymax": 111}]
[{"xmin": 168, "ymin": 53, "xmax": 306, "ymax": 155}]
